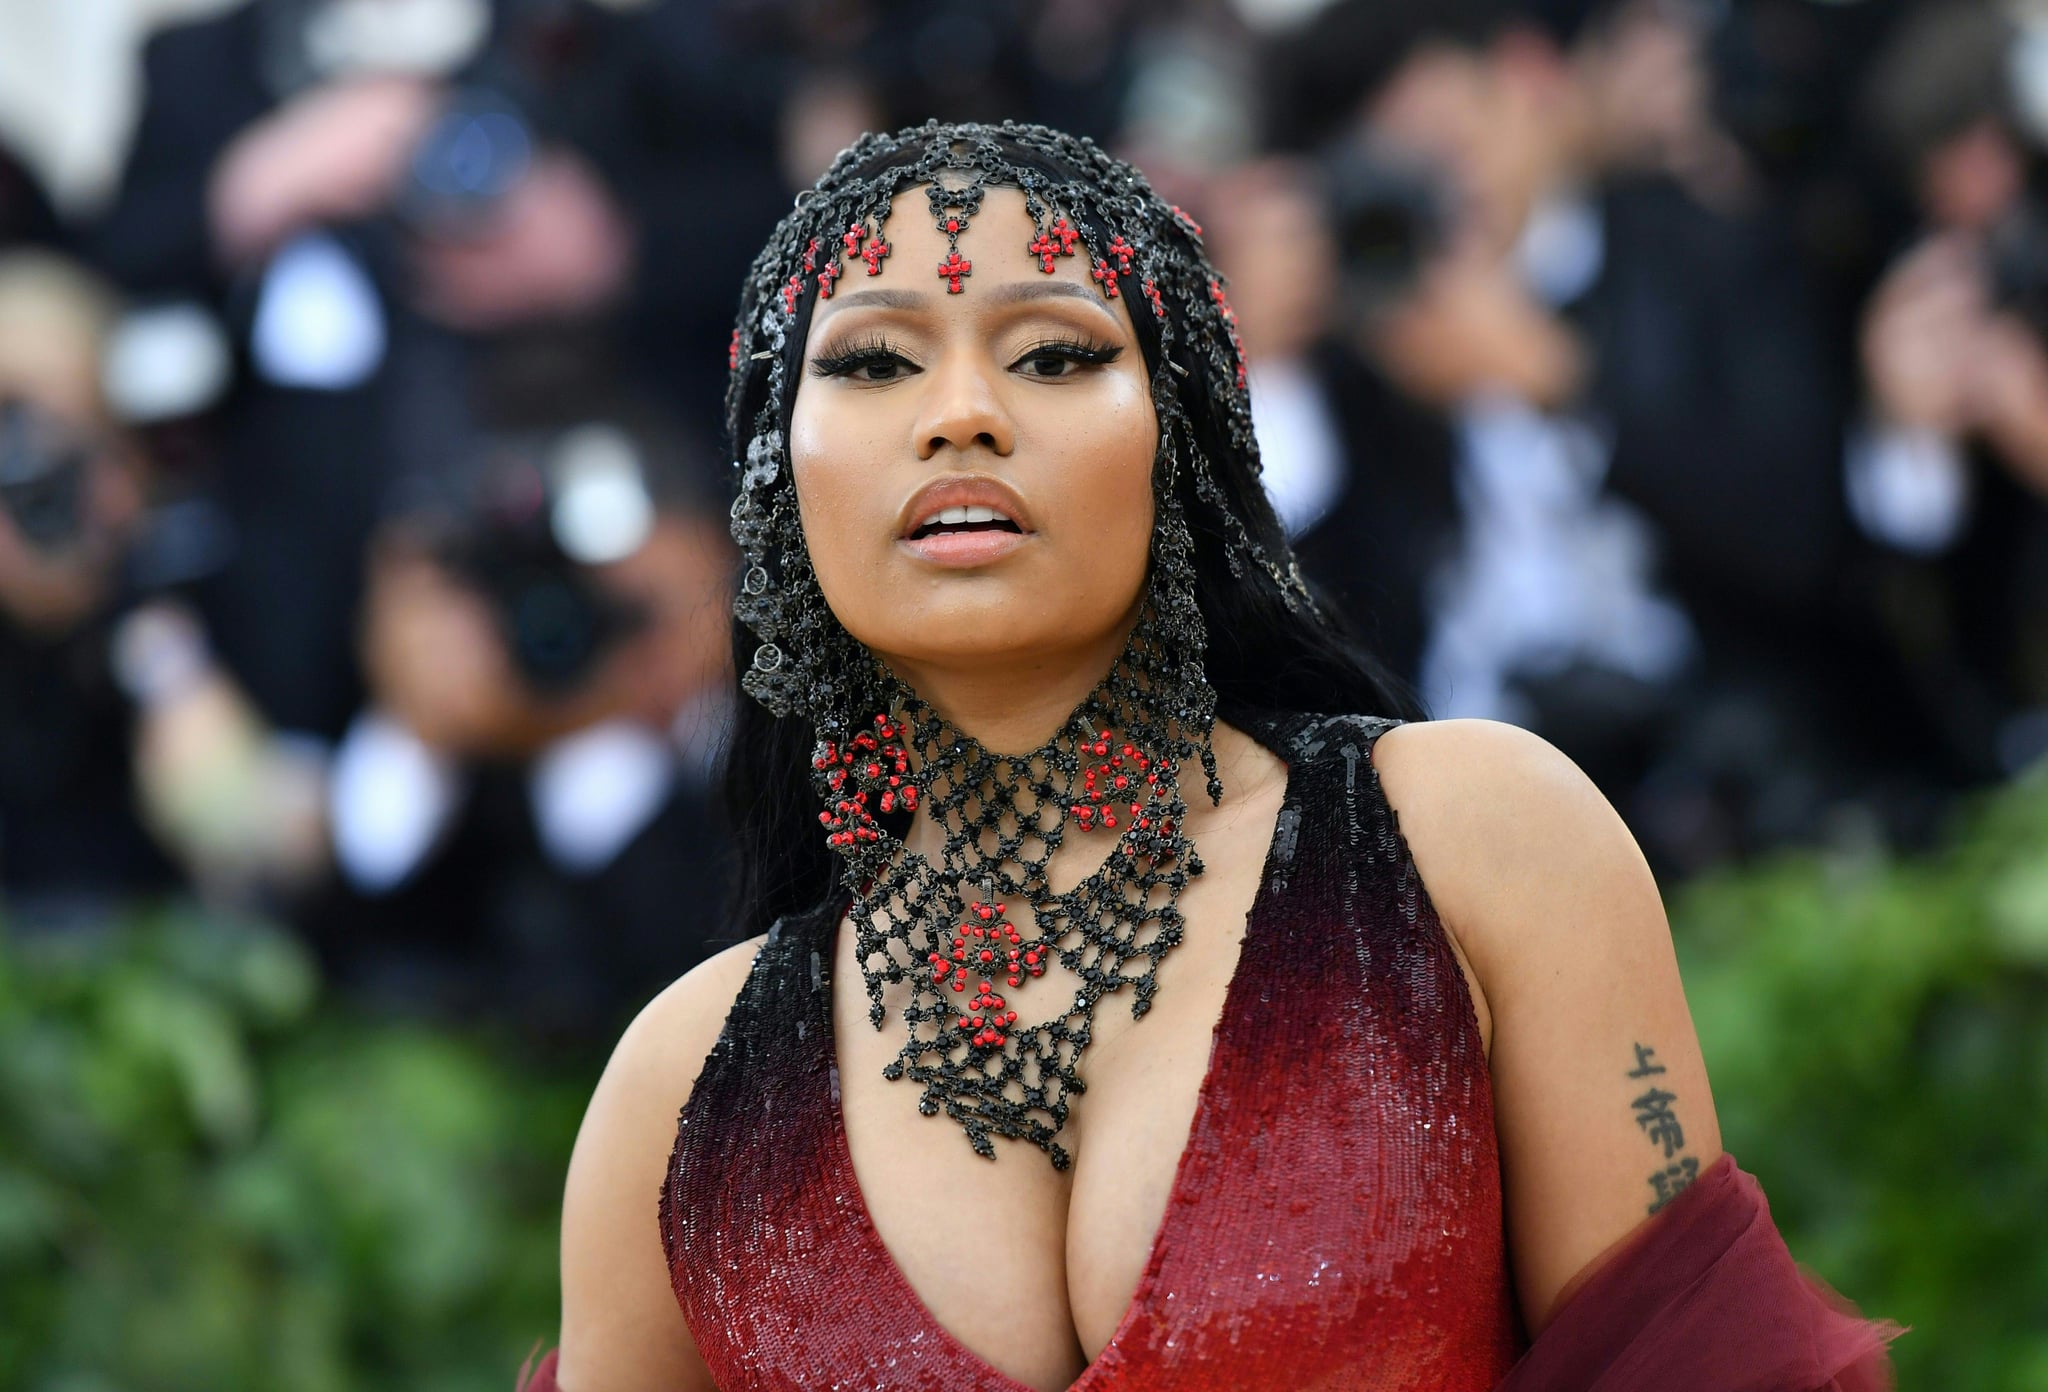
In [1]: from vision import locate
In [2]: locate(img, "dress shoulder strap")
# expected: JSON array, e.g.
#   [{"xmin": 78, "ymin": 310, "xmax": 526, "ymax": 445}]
[
  {"xmin": 1227, "ymin": 706, "xmax": 1408, "ymax": 771},
  {"xmin": 684, "ymin": 900, "xmax": 836, "ymax": 1086}
]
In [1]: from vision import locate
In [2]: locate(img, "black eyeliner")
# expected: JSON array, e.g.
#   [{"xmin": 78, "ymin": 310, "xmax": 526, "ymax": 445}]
[
  {"xmin": 1011, "ymin": 336, "xmax": 1125, "ymax": 369},
  {"xmin": 809, "ymin": 334, "xmax": 914, "ymax": 378}
]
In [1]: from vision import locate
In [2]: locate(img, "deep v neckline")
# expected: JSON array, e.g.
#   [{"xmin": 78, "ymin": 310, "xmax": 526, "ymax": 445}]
[{"xmin": 816, "ymin": 748, "xmax": 1298, "ymax": 1392}]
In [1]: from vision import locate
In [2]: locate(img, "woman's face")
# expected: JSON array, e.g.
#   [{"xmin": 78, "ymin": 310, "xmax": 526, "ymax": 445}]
[{"xmin": 788, "ymin": 184, "xmax": 1159, "ymax": 696}]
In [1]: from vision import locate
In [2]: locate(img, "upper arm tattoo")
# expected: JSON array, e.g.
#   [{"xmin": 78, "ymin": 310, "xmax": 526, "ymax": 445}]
[{"xmin": 1625, "ymin": 1042, "xmax": 1699, "ymax": 1214}]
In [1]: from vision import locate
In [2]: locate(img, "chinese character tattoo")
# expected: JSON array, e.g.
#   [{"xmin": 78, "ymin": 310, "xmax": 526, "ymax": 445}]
[
  {"xmin": 1631, "ymin": 1087, "xmax": 1686, "ymax": 1158},
  {"xmin": 1627, "ymin": 1042, "xmax": 1694, "ymax": 1212},
  {"xmin": 1647, "ymin": 1156, "xmax": 1700, "ymax": 1213}
]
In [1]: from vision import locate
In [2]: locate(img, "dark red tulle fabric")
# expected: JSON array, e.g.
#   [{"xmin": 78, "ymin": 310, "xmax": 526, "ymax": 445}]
[
  {"xmin": 515, "ymin": 1345, "xmax": 556, "ymax": 1392},
  {"xmin": 1496, "ymin": 1151, "xmax": 1906, "ymax": 1392}
]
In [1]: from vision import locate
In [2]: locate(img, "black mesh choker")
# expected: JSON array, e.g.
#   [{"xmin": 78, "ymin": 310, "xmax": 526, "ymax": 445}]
[{"xmin": 816, "ymin": 612, "xmax": 1216, "ymax": 1170}]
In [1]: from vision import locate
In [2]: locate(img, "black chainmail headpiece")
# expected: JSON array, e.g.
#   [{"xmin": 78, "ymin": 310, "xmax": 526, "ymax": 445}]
[{"xmin": 725, "ymin": 120, "xmax": 1314, "ymax": 1168}]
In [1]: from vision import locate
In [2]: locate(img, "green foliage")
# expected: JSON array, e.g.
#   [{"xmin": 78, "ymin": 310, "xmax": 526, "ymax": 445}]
[
  {"xmin": 0, "ymin": 906, "xmax": 591, "ymax": 1392},
  {"xmin": 1671, "ymin": 761, "xmax": 2048, "ymax": 1391},
  {"xmin": 5, "ymin": 762, "xmax": 2047, "ymax": 1388}
]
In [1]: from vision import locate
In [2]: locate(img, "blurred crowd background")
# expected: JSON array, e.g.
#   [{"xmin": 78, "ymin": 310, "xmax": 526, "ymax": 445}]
[{"xmin": 2, "ymin": 0, "xmax": 2047, "ymax": 1386}]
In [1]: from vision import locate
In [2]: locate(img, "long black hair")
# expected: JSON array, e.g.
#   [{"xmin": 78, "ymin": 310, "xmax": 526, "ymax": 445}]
[{"xmin": 718, "ymin": 125, "xmax": 1427, "ymax": 940}]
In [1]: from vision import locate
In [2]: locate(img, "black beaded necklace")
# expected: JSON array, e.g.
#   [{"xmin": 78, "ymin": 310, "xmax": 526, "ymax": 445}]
[{"xmin": 816, "ymin": 613, "xmax": 1214, "ymax": 1170}]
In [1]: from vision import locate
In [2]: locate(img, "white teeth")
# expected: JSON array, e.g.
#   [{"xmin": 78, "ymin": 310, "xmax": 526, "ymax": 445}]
[{"xmin": 916, "ymin": 503, "xmax": 1015, "ymax": 530}]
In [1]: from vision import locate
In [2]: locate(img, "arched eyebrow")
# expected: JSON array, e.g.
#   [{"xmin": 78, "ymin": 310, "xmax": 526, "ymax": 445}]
[{"xmin": 818, "ymin": 281, "xmax": 1113, "ymax": 314}]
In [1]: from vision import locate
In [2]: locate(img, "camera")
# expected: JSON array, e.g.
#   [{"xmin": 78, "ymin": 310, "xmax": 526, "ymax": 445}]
[
  {"xmin": 424, "ymin": 425, "xmax": 655, "ymax": 696},
  {"xmin": 1325, "ymin": 140, "xmax": 1459, "ymax": 311},
  {"xmin": 396, "ymin": 86, "xmax": 536, "ymax": 239},
  {"xmin": 0, "ymin": 397, "xmax": 91, "ymax": 555},
  {"xmin": 1987, "ymin": 191, "xmax": 2048, "ymax": 344}
]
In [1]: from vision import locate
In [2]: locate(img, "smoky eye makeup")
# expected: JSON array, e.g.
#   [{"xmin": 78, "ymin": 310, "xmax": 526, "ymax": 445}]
[
  {"xmin": 810, "ymin": 332, "xmax": 1127, "ymax": 382},
  {"xmin": 809, "ymin": 334, "xmax": 921, "ymax": 380},
  {"xmin": 1009, "ymin": 334, "xmax": 1125, "ymax": 375}
]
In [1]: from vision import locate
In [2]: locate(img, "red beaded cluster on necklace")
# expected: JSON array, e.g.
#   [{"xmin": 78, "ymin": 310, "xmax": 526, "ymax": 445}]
[
  {"xmin": 926, "ymin": 898, "xmax": 1043, "ymax": 1049},
  {"xmin": 814, "ymin": 715, "xmax": 917, "ymax": 848},
  {"xmin": 1070, "ymin": 728, "xmax": 1172, "ymax": 835}
]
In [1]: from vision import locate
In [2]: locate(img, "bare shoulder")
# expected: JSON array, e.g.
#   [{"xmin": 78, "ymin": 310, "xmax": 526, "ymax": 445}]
[
  {"xmin": 555, "ymin": 934, "xmax": 767, "ymax": 1392},
  {"xmin": 1368, "ymin": 717, "xmax": 1723, "ymax": 1338},
  {"xmin": 1365, "ymin": 716, "xmax": 1641, "ymax": 972}
]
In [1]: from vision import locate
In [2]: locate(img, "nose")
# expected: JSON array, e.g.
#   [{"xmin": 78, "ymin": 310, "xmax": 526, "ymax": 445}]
[{"xmin": 910, "ymin": 347, "xmax": 1016, "ymax": 460}]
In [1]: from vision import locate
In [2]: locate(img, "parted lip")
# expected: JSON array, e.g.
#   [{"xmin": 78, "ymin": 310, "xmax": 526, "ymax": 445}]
[{"xmin": 896, "ymin": 475, "xmax": 1036, "ymax": 539}]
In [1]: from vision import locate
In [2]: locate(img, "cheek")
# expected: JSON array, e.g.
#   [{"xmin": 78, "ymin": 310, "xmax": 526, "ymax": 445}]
[
  {"xmin": 787, "ymin": 390, "xmax": 887, "ymax": 598},
  {"xmin": 1053, "ymin": 400, "xmax": 1156, "ymax": 591}
]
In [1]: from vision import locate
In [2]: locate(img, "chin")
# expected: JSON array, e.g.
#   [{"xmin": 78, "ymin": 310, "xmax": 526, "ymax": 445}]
[{"xmin": 869, "ymin": 592, "xmax": 1138, "ymax": 675}]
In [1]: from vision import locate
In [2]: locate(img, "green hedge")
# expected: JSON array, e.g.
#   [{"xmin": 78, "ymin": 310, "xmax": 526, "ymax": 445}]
[
  {"xmin": 0, "ymin": 908, "xmax": 589, "ymax": 1391},
  {"xmin": 3, "ymin": 762, "xmax": 2046, "ymax": 1387},
  {"xmin": 1671, "ymin": 759, "xmax": 2048, "ymax": 1390}
]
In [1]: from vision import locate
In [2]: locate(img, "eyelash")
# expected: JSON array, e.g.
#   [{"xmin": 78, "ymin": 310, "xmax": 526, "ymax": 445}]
[
  {"xmin": 1016, "ymin": 335, "xmax": 1124, "ymax": 373},
  {"xmin": 808, "ymin": 334, "xmax": 904, "ymax": 379},
  {"xmin": 808, "ymin": 334, "xmax": 1124, "ymax": 380}
]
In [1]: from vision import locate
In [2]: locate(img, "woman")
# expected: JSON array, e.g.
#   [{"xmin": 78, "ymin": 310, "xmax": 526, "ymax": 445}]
[{"xmin": 522, "ymin": 122, "xmax": 1900, "ymax": 1391}]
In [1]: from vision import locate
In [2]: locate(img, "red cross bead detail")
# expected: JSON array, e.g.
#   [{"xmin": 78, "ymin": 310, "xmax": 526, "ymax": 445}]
[
  {"xmin": 862, "ymin": 237, "xmax": 890, "ymax": 275},
  {"xmin": 1108, "ymin": 235, "xmax": 1134, "ymax": 272},
  {"xmin": 1092, "ymin": 258, "xmax": 1119, "ymax": 297},
  {"xmin": 843, "ymin": 221, "xmax": 867, "ymax": 255},
  {"xmin": 1028, "ymin": 230, "xmax": 1061, "ymax": 273},
  {"xmin": 938, "ymin": 250, "xmax": 972, "ymax": 293},
  {"xmin": 817, "ymin": 262, "xmax": 840, "ymax": 299},
  {"xmin": 1051, "ymin": 217, "xmax": 1080, "ymax": 254},
  {"xmin": 1210, "ymin": 277, "xmax": 1248, "ymax": 388}
]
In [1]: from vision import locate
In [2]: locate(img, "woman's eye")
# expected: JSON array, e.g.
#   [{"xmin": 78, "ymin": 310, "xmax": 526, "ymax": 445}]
[
  {"xmin": 1013, "ymin": 342, "xmax": 1121, "ymax": 379},
  {"xmin": 811, "ymin": 346, "xmax": 919, "ymax": 381}
]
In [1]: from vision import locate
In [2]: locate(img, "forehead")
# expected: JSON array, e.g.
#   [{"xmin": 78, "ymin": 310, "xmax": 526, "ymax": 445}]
[{"xmin": 805, "ymin": 183, "xmax": 1137, "ymax": 337}]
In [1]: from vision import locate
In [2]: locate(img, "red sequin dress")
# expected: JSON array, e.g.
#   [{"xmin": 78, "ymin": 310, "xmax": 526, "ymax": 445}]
[{"xmin": 660, "ymin": 712, "xmax": 1526, "ymax": 1389}]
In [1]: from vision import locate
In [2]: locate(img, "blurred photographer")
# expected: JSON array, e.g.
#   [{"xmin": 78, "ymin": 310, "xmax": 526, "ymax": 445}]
[
  {"xmin": 84, "ymin": 0, "xmax": 634, "ymax": 744},
  {"xmin": 310, "ymin": 412, "xmax": 736, "ymax": 1041},
  {"xmin": 1263, "ymin": 0, "xmax": 1865, "ymax": 874},
  {"xmin": 1850, "ymin": 0, "xmax": 2048, "ymax": 781},
  {"xmin": 0, "ymin": 249, "xmax": 336, "ymax": 918},
  {"xmin": 0, "ymin": 253, "xmax": 172, "ymax": 912}
]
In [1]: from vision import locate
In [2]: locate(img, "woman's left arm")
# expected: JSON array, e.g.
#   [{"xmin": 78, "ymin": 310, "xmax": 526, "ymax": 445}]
[{"xmin": 1369, "ymin": 716, "xmax": 1724, "ymax": 1340}]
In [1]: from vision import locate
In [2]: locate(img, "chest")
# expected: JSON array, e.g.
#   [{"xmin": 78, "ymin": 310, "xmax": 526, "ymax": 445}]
[
  {"xmin": 828, "ymin": 788, "xmax": 1282, "ymax": 1389},
  {"xmin": 665, "ymin": 728, "xmax": 1521, "ymax": 1392}
]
